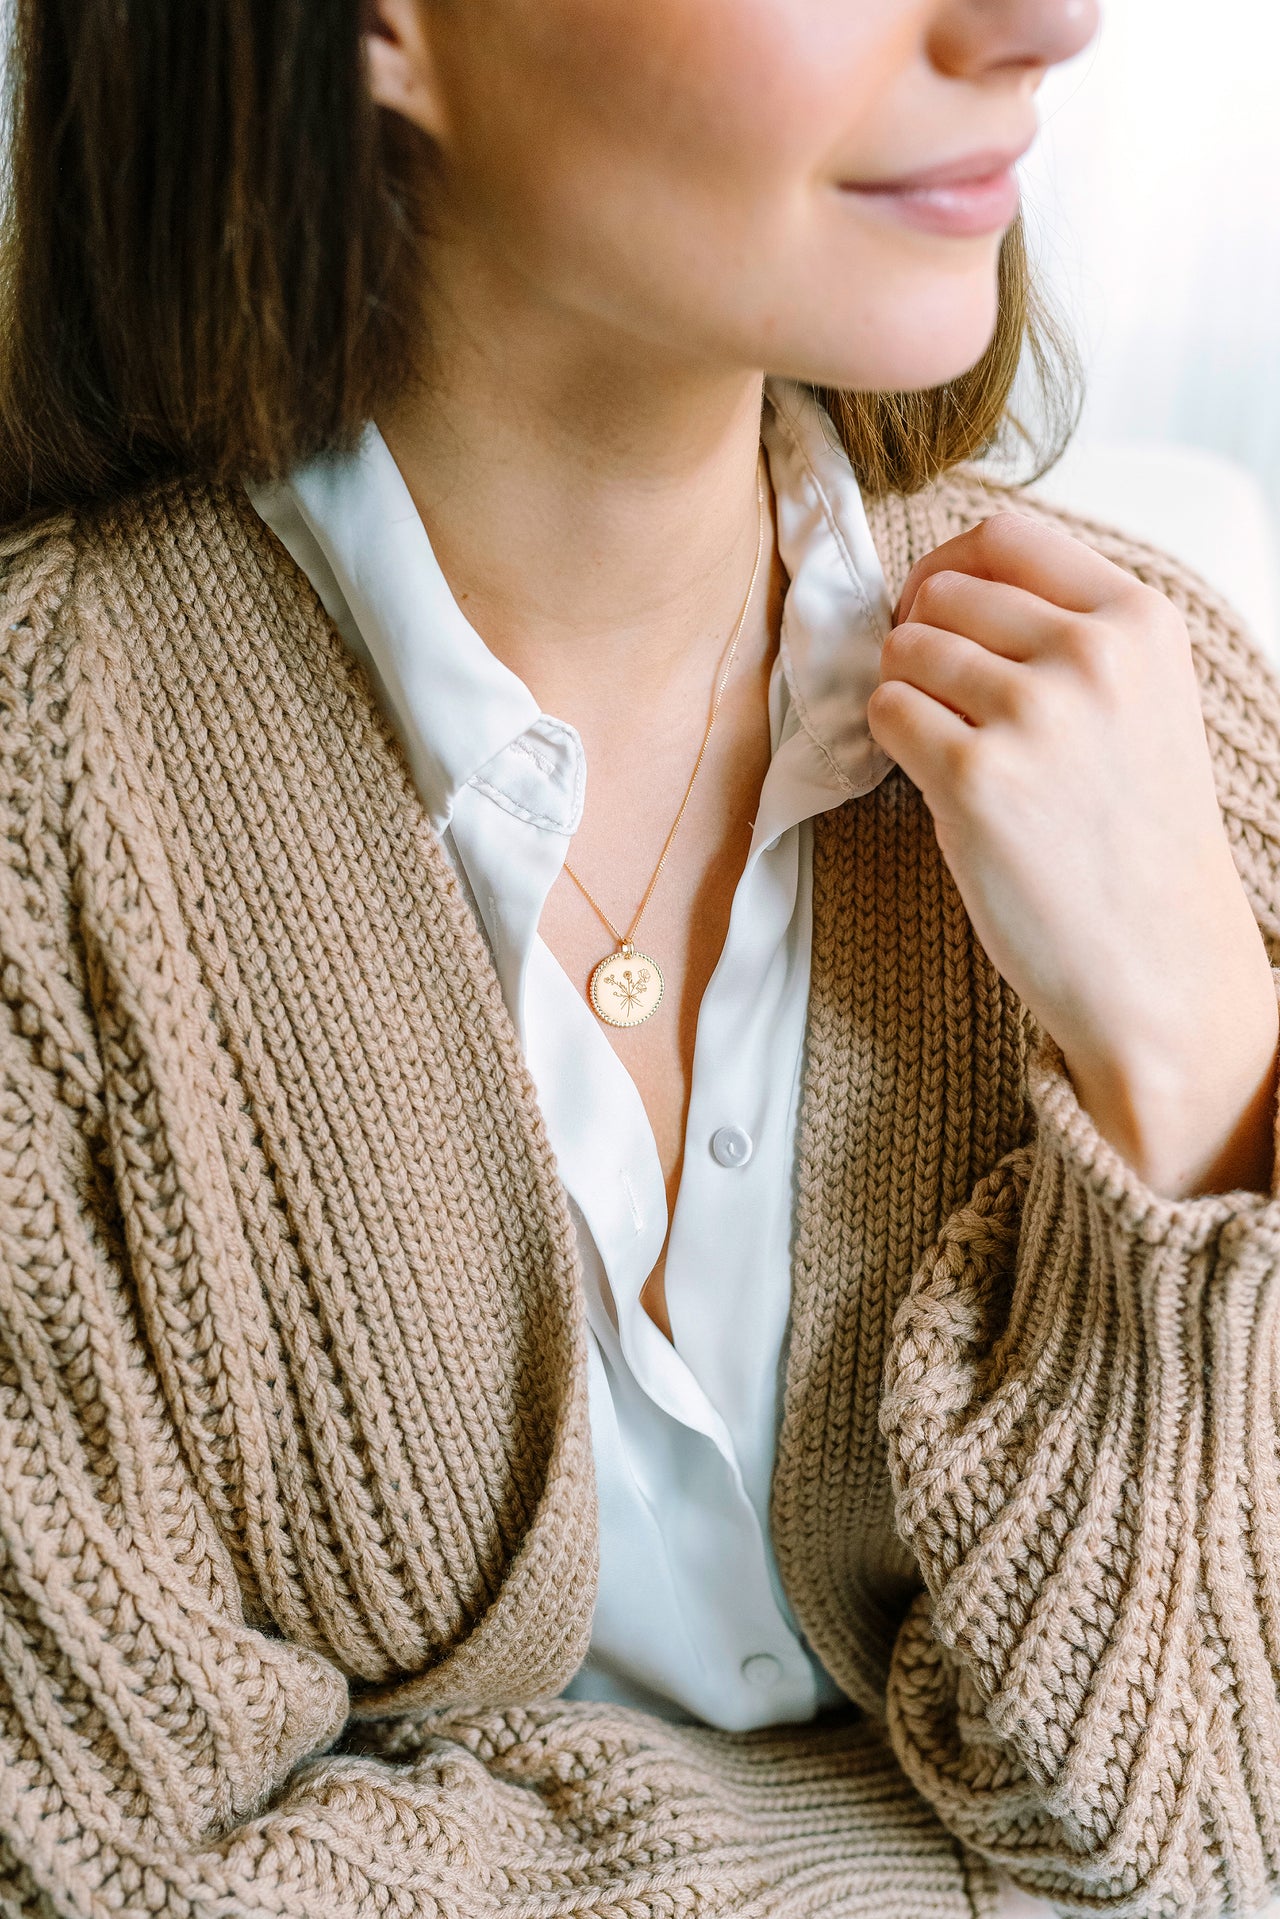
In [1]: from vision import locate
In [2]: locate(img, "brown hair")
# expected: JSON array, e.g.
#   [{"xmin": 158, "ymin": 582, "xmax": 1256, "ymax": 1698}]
[{"xmin": 0, "ymin": 0, "xmax": 1082, "ymax": 529}]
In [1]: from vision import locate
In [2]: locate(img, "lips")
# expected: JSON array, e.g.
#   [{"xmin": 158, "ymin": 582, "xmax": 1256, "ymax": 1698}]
[
  {"xmin": 844, "ymin": 137, "xmax": 1035, "ymax": 193},
  {"xmin": 840, "ymin": 162, "xmax": 1024, "ymax": 238}
]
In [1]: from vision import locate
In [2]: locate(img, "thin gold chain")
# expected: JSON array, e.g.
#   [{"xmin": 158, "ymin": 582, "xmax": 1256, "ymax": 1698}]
[{"xmin": 562, "ymin": 451, "xmax": 768, "ymax": 952}]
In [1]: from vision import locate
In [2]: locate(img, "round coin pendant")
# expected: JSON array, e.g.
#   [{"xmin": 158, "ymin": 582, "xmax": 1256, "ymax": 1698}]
[{"xmin": 587, "ymin": 944, "xmax": 664, "ymax": 1028}]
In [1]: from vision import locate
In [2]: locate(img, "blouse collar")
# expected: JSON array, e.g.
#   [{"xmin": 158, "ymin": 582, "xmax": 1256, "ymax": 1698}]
[{"xmin": 244, "ymin": 376, "xmax": 897, "ymax": 836}]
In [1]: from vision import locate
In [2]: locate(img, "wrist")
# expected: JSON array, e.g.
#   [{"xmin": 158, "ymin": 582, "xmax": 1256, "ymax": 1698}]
[{"xmin": 1063, "ymin": 968, "xmax": 1280, "ymax": 1200}]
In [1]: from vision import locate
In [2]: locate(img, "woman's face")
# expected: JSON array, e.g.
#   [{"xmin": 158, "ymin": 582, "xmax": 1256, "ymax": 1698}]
[{"xmin": 372, "ymin": 0, "xmax": 1099, "ymax": 393}]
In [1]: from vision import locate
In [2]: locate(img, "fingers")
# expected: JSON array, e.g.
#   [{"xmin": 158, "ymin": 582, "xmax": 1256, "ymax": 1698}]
[
  {"xmin": 895, "ymin": 568, "xmax": 1079, "ymax": 664},
  {"xmin": 877, "ymin": 619, "xmax": 1028, "ymax": 728},
  {"xmin": 893, "ymin": 512, "xmax": 1142, "ymax": 625},
  {"xmin": 866, "ymin": 665, "xmax": 978, "ymax": 795}
]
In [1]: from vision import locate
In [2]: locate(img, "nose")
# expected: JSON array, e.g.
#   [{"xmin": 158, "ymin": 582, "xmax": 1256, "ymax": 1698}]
[{"xmin": 930, "ymin": 0, "xmax": 1101, "ymax": 80}]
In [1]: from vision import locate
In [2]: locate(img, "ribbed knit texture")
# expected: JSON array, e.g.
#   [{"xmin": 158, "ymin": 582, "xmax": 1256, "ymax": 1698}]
[{"xmin": 2, "ymin": 462, "xmax": 1280, "ymax": 1919}]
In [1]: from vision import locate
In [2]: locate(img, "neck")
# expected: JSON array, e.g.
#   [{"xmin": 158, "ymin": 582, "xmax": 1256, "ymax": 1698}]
[{"xmin": 375, "ymin": 273, "xmax": 776, "ymax": 730}]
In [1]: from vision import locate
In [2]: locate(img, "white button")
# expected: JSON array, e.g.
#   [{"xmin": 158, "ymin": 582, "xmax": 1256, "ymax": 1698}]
[
  {"xmin": 740, "ymin": 1652, "xmax": 783, "ymax": 1690},
  {"xmin": 711, "ymin": 1125, "xmax": 753, "ymax": 1168}
]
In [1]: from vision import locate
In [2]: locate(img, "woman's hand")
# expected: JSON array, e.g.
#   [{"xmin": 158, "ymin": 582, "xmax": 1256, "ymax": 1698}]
[{"xmin": 865, "ymin": 511, "xmax": 1280, "ymax": 1199}]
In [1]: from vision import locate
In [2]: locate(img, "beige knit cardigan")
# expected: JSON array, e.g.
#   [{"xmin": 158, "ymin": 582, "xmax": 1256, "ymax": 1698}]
[{"xmin": 3, "ymin": 459, "xmax": 1280, "ymax": 1919}]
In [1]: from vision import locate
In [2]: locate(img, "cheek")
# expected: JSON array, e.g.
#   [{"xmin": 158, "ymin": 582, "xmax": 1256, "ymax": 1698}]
[{"xmin": 445, "ymin": 0, "xmax": 905, "ymax": 253}]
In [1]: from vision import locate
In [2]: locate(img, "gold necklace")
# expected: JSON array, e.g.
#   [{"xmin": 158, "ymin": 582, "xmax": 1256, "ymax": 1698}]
[{"xmin": 562, "ymin": 453, "xmax": 768, "ymax": 1029}]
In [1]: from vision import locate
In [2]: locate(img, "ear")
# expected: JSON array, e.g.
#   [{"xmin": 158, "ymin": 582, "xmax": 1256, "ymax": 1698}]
[{"xmin": 364, "ymin": 0, "xmax": 451, "ymax": 141}]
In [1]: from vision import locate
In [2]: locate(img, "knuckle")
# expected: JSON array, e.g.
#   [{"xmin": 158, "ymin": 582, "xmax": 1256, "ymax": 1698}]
[
  {"xmin": 1120, "ymin": 573, "xmax": 1164, "ymax": 612},
  {"xmin": 1138, "ymin": 580, "xmax": 1189, "ymax": 643},
  {"xmin": 866, "ymin": 680, "xmax": 905, "ymax": 738},
  {"xmin": 940, "ymin": 730, "xmax": 989, "ymax": 804},
  {"xmin": 1000, "ymin": 673, "xmax": 1044, "ymax": 730},
  {"xmin": 1057, "ymin": 612, "xmax": 1114, "ymax": 676},
  {"xmin": 911, "ymin": 569, "xmax": 958, "ymax": 616},
  {"xmin": 1092, "ymin": 566, "xmax": 1165, "ymax": 622},
  {"xmin": 881, "ymin": 622, "xmax": 917, "ymax": 669},
  {"xmin": 977, "ymin": 510, "xmax": 1038, "ymax": 552}
]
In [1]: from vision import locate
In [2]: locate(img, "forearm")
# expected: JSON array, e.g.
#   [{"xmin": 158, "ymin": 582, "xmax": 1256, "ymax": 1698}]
[{"xmin": 1063, "ymin": 958, "xmax": 1280, "ymax": 1200}]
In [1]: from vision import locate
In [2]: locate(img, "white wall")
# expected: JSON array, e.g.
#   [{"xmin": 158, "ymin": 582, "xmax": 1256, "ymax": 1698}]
[{"xmin": 1009, "ymin": 0, "xmax": 1280, "ymax": 542}]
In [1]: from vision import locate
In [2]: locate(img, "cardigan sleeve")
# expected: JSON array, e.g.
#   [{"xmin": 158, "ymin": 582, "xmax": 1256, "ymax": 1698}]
[
  {"xmin": 0, "ymin": 641, "xmax": 566, "ymax": 1917},
  {"xmin": 0, "ymin": 532, "xmax": 608, "ymax": 1918},
  {"xmin": 879, "ymin": 567, "xmax": 1280, "ymax": 1917}
]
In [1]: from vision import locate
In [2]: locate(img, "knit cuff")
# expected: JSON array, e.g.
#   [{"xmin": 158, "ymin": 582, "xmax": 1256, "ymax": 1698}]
[{"xmin": 1022, "ymin": 962, "xmax": 1280, "ymax": 1247}]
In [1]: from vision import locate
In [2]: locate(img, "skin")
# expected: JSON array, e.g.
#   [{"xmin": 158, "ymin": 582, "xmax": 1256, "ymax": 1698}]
[
  {"xmin": 886, "ymin": 522, "xmax": 1280, "ymax": 1201},
  {"xmin": 365, "ymin": 0, "xmax": 1278, "ymax": 1340}
]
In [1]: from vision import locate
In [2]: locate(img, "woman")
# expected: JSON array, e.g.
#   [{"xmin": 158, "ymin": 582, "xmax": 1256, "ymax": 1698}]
[{"xmin": 2, "ymin": 0, "xmax": 1280, "ymax": 1914}]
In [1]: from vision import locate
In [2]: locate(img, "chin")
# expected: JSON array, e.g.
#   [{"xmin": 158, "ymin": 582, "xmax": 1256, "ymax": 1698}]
[
  {"xmin": 761, "ymin": 334, "xmax": 999, "ymax": 399},
  {"xmin": 753, "ymin": 248, "xmax": 1003, "ymax": 395},
  {"xmin": 766, "ymin": 307, "xmax": 1002, "ymax": 398}
]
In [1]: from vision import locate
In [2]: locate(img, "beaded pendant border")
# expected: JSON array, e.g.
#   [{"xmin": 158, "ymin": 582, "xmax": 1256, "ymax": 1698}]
[{"xmin": 587, "ymin": 944, "xmax": 665, "ymax": 1028}]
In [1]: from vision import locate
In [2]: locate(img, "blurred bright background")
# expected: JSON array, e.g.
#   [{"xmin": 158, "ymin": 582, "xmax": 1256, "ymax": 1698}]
[{"xmin": 980, "ymin": 0, "xmax": 1280, "ymax": 666}]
